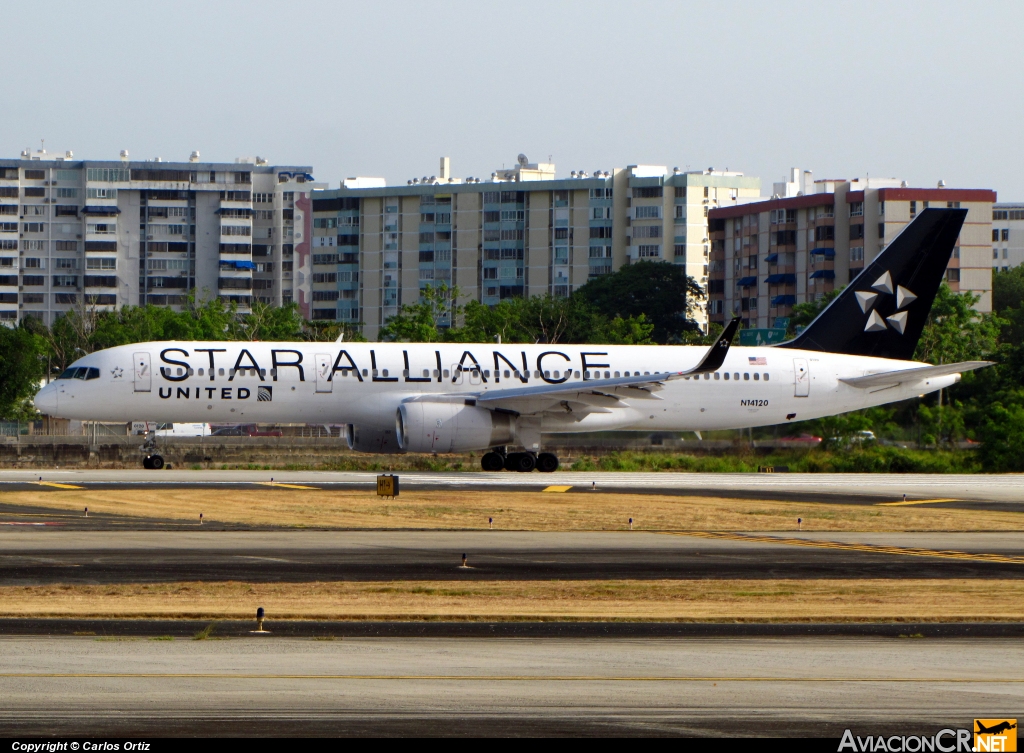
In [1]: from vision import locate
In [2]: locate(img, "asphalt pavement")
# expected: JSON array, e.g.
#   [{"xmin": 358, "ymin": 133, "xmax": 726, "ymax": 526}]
[
  {"xmin": 0, "ymin": 530, "xmax": 1021, "ymax": 584},
  {"xmin": 0, "ymin": 635, "xmax": 1018, "ymax": 737}
]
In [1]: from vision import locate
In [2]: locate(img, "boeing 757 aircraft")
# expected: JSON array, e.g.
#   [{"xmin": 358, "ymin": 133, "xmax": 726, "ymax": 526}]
[{"xmin": 35, "ymin": 209, "xmax": 990, "ymax": 471}]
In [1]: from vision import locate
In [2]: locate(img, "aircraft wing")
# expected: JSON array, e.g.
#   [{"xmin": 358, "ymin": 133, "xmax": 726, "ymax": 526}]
[
  {"xmin": 839, "ymin": 360, "xmax": 993, "ymax": 389},
  {"xmin": 403, "ymin": 319, "xmax": 740, "ymax": 415}
]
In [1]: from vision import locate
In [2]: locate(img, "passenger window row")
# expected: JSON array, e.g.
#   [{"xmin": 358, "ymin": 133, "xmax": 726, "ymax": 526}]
[{"xmin": 684, "ymin": 372, "xmax": 769, "ymax": 381}]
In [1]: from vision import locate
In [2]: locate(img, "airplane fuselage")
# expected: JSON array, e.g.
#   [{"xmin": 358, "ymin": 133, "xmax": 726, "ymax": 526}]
[{"xmin": 36, "ymin": 341, "xmax": 956, "ymax": 447}]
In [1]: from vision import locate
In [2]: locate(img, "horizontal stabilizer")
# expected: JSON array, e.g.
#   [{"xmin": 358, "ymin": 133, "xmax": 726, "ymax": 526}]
[{"xmin": 839, "ymin": 360, "xmax": 993, "ymax": 389}]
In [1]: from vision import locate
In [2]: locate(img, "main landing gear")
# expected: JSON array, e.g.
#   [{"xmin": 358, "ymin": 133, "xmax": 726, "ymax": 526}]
[
  {"xmin": 141, "ymin": 431, "xmax": 164, "ymax": 470},
  {"xmin": 480, "ymin": 449, "xmax": 559, "ymax": 473}
]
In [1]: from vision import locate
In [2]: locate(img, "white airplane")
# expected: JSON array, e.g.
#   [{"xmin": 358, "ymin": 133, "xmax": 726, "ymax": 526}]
[{"xmin": 36, "ymin": 209, "xmax": 990, "ymax": 471}]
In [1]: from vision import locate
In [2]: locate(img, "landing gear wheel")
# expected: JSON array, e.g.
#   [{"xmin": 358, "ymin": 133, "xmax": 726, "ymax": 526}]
[
  {"xmin": 509, "ymin": 452, "xmax": 536, "ymax": 473},
  {"xmin": 536, "ymin": 452, "xmax": 559, "ymax": 473},
  {"xmin": 481, "ymin": 451, "xmax": 505, "ymax": 472},
  {"xmin": 148, "ymin": 455, "xmax": 164, "ymax": 470},
  {"xmin": 142, "ymin": 456, "xmax": 153, "ymax": 470}
]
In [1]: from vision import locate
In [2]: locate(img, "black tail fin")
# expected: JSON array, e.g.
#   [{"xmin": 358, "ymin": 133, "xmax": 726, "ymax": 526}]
[{"xmin": 778, "ymin": 208, "xmax": 967, "ymax": 360}]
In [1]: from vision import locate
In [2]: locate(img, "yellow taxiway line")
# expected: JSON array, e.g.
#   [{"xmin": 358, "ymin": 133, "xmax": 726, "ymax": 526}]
[
  {"xmin": 542, "ymin": 485, "xmax": 573, "ymax": 493},
  {"xmin": 254, "ymin": 482, "xmax": 320, "ymax": 490},
  {"xmin": 34, "ymin": 482, "xmax": 85, "ymax": 490},
  {"xmin": 876, "ymin": 498, "xmax": 960, "ymax": 507},
  {"xmin": 670, "ymin": 531, "xmax": 1024, "ymax": 565}
]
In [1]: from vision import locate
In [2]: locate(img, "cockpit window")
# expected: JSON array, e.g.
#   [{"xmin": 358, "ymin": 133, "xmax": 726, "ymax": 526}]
[{"xmin": 57, "ymin": 367, "xmax": 100, "ymax": 380}]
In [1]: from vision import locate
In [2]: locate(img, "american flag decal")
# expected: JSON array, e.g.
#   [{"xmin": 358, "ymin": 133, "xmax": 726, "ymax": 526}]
[
  {"xmin": 257, "ymin": 386, "xmax": 273, "ymax": 402},
  {"xmin": 748, "ymin": 356, "xmax": 767, "ymax": 365}
]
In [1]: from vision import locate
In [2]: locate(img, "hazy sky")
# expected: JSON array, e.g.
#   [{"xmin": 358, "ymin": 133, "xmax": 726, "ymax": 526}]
[{"xmin": 5, "ymin": 1, "xmax": 1023, "ymax": 199}]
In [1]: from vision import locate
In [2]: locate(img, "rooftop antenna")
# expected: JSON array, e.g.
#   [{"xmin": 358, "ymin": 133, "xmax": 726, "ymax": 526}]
[{"xmin": 40, "ymin": 139, "xmax": 44, "ymax": 153}]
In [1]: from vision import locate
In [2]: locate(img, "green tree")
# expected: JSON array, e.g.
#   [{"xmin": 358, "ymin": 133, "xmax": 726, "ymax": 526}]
[
  {"xmin": 914, "ymin": 284, "xmax": 1001, "ymax": 365},
  {"xmin": 301, "ymin": 320, "xmax": 367, "ymax": 343},
  {"xmin": 976, "ymin": 393, "xmax": 1024, "ymax": 472},
  {"xmin": 0, "ymin": 322, "xmax": 47, "ymax": 420},
  {"xmin": 379, "ymin": 284, "xmax": 463, "ymax": 342},
  {"xmin": 993, "ymin": 265, "xmax": 1024, "ymax": 313},
  {"xmin": 239, "ymin": 301, "xmax": 305, "ymax": 341},
  {"xmin": 576, "ymin": 261, "xmax": 704, "ymax": 343}
]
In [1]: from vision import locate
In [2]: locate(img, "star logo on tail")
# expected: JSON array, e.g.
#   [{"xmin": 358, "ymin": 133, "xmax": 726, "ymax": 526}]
[{"xmin": 860, "ymin": 271, "xmax": 917, "ymax": 335}]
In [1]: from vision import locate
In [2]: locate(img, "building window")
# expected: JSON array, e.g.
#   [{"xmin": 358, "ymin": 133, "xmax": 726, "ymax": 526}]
[
  {"xmin": 849, "ymin": 202, "xmax": 863, "ymax": 217},
  {"xmin": 910, "ymin": 201, "xmax": 917, "ymax": 218},
  {"xmin": 849, "ymin": 224, "xmax": 864, "ymax": 240},
  {"xmin": 993, "ymin": 229, "xmax": 1000, "ymax": 242},
  {"xmin": 636, "ymin": 245, "xmax": 661, "ymax": 258},
  {"xmin": 632, "ymin": 187, "xmax": 663, "ymax": 199},
  {"xmin": 634, "ymin": 206, "xmax": 661, "ymax": 219},
  {"xmin": 850, "ymin": 246, "xmax": 864, "ymax": 262},
  {"xmin": 633, "ymin": 225, "xmax": 661, "ymax": 239},
  {"xmin": 1002, "ymin": 229, "xmax": 1010, "ymax": 241},
  {"xmin": 946, "ymin": 268, "xmax": 960, "ymax": 283}
]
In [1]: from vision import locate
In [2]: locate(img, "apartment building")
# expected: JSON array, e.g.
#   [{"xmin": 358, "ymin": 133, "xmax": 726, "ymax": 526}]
[
  {"xmin": 992, "ymin": 203, "xmax": 1024, "ymax": 271},
  {"xmin": 0, "ymin": 149, "xmax": 320, "ymax": 326},
  {"xmin": 309, "ymin": 157, "xmax": 760, "ymax": 339},
  {"xmin": 707, "ymin": 171, "xmax": 996, "ymax": 329}
]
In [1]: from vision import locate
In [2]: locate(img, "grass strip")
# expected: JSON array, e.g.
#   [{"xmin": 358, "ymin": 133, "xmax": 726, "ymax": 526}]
[
  {"xmin": 2, "ymin": 579, "xmax": 1022, "ymax": 622},
  {"xmin": 1, "ymin": 489, "xmax": 1021, "ymax": 532}
]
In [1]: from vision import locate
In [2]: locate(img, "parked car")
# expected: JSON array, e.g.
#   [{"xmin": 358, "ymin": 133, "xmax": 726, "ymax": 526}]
[
  {"xmin": 211, "ymin": 424, "xmax": 283, "ymax": 437},
  {"xmin": 779, "ymin": 434, "xmax": 823, "ymax": 445},
  {"xmin": 155, "ymin": 423, "xmax": 211, "ymax": 437}
]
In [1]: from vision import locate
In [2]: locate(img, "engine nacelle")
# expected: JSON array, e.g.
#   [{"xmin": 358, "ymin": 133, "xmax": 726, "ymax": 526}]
[
  {"xmin": 396, "ymin": 401, "xmax": 515, "ymax": 453},
  {"xmin": 345, "ymin": 424, "xmax": 404, "ymax": 454}
]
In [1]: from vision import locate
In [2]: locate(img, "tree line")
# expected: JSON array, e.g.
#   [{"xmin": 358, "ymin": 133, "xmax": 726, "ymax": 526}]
[{"xmin": 1, "ymin": 260, "xmax": 1022, "ymax": 472}]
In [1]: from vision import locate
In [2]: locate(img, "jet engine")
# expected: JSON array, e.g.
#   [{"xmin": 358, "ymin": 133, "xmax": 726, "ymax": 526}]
[
  {"xmin": 345, "ymin": 424, "xmax": 404, "ymax": 454},
  {"xmin": 396, "ymin": 401, "xmax": 515, "ymax": 453}
]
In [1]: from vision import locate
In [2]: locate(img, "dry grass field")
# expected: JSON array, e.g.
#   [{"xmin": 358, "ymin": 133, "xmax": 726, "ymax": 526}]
[
  {"xmin": 2, "ymin": 487, "xmax": 1022, "ymax": 532},
  {"xmin": 3, "ymin": 579, "xmax": 1021, "ymax": 621}
]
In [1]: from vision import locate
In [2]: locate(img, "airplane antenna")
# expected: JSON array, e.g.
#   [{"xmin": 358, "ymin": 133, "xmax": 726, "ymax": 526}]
[{"xmin": 335, "ymin": 330, "xmax": 345, "ymax": 344}]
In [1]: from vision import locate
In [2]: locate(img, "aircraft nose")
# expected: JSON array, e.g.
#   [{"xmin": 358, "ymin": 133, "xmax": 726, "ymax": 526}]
[{"xmin": 34, "ymin": 383, "xmax": 57, "ymax": 415}]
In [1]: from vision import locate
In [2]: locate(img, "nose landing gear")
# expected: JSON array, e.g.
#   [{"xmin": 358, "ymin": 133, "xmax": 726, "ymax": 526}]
[{"xmin": 480, "ymin": 448, "xmax": 559, "ymax": 473}]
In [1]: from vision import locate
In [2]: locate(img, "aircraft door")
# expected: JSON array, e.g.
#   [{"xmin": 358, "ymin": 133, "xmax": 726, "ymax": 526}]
[
  {"xmin": 315, "ymin": 354, "xmax": 333, "ymax": 393},
  {"xmin": 793, "ymin": 358, "xmax": 809, "ymax": 397},
  {"xmin": 133, "ymin": 352, "xmax": 151, "ymax": 393}
]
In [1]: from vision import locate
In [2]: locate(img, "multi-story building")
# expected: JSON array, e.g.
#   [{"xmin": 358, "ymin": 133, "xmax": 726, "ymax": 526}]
[
  {"xmin": 707, "ymin": 171, "xmax": 996, "ymax": 329},
  {"xmin": 991, "ymin": 203, "xmax": 1024, "ymax": 272},
  {"xmin": 0, "ymin": 149, "xmax": 320, "ymax": 326},
  {"xmin": 309, "ymin": 157, "xmax": 760, "ymax": 339}
]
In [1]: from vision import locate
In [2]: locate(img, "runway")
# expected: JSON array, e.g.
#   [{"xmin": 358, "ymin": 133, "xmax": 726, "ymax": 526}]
[
  {"xmin": 2, "ymin": 470, "xmax": 1022, "ymax": 511},
  {"xmin": 0, "ymin": 635, "xmax": 1017, "ymax": 736},
  {"xmin": 0, "ymin": 530, "xmax": 1021, "ymax": 584}
]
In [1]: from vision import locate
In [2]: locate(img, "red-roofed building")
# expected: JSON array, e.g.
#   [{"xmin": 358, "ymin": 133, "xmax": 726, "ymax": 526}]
[{"xmin": 707, "ymin": 172, "xmax": 995, "ymax": 330}]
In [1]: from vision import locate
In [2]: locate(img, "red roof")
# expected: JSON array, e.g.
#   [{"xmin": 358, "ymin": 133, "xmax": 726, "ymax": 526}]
[
  {"xmin": 709, "ymin": 193, "xmax": 835, "ymax": 220},
  {"xmin": 876, "ymin": 187, "xmax": 996, "ymax": 203}
]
